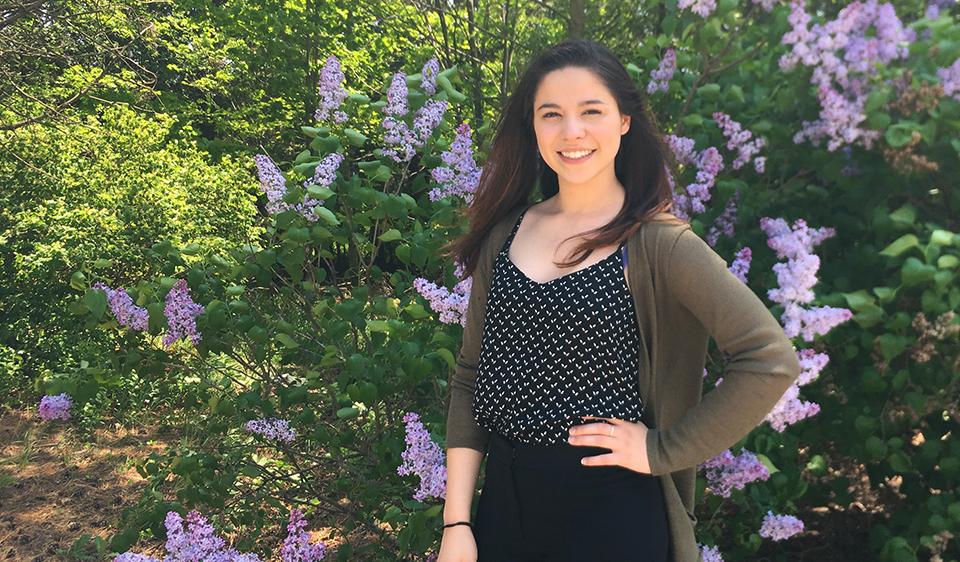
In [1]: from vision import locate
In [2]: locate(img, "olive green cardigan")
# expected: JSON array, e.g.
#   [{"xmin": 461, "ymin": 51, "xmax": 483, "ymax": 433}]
[{"xmin": 445, "ymin": 203, "xmax": 802, "ymax": 562}]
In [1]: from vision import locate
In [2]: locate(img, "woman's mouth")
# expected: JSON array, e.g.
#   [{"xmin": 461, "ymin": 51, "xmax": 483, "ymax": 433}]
[{"xmin": 558, "ymin": 149, "xmax": 596, "ymax": 164}]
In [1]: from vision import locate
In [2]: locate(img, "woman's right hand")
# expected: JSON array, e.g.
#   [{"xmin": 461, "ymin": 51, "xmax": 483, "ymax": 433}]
[{"xmin": 437, "ymin": 525, "xmax": 478, "ymax": 562}]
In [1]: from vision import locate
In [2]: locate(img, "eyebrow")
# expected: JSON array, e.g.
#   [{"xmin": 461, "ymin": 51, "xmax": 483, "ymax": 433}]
[{"xmin": 535, "ymin": 99, "xmax": 607, "ymax": 112}]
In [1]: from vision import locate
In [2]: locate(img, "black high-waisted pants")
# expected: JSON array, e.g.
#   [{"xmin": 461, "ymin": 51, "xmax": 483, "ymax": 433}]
[{"xmin": 473, "ymin": 431, "xmax": 670, "ymax": 562}]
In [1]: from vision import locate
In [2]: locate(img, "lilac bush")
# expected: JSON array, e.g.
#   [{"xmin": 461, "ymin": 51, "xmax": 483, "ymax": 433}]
[
  {"xmin": 758, "ymin": 511, "xmax": 805, "ymax": 541},
  {"xmin": 280, "ymin": 509, "xmax": 327, "ymax": 562},
  {"xmin": 429, "ymin": 122, "xmax": 482, "ymax": 204},
  {"xmin": 699, "ymin": 448, "xmax": 771, "ymax": 498},
  {"xmin": 313, "ymin": 55, "xmax": 349, "ymax": 124}
]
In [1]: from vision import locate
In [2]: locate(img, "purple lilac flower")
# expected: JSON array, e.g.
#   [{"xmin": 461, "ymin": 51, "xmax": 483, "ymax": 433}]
[
  {"xmin": 678, "ymin": 0, "xmax": 716, "ymax": 17},
  {"xmin": 255, "ymin": 154, "xmax": 331, "ymax": 223},
  {"xmin": 699, "ymin": 544, "xmax": 724, "ymax": 562},
  {"xmin": 759, "ymin": 511, "xmax": 805, "ymax": 540},
  {"xmin": 936, "ymin": 58, "xmax": 960, "ymax": 100},
  {"xmin": 38, "ymin": 393, "xmax": 72, "ymax": 421},
  {"xmin": 314, "ymin": 56, "xmax": 349, "ymax": 124},
  {"xmin": 728, "ymin": 247, "xmax": 753, "ymax": 284},
  {"xmin": 926, "ymin": 0, "xmax": 956, "ymax": 19},
  {"xmin": 161, "ymin": 279, "xmax": 205, "ymax": 349},
  {"xmin": 430, "ymin": 122, "xmax": 482, "ymax": 204},
  {"xmin": 397, "ymin": 412, "xmax": 447, "ymax": 502},
  {"xmin": 647, "ymin": 48, "xmax": 676, "ymax": 94},
  {"xmin": 304, "ymin": 152, "xmax": 344, "ymax": 189},
  {"xmin": 93, "ymin": 282, "xmax": 149, "ymax": 331},
  {"xmin": 796, "ymin": 347, "xmax": 829, "ymax": 386},
  {"xmin": 779, "ymin": 0, "xmax": 915, "ymax": 151},
  {"xmin": 713, "ymin": 112, "xmax": 767, "ymax": 171},
  {"xmin": 421, "ymin": 58, "xmax": 440, "ymax": 96},
  {"xmin": 665, "ymin": 135, "xmax": 725, "ymax": 220},
  {"xmin": 245, "ymin": 418, "xmax": 297, "ymax": 443},
  {"xmin": 114, "ymin": 555, "xmax": 158, "ymax": 562},
  {"xmin": 412, "ymin": 100, "xmax": 448, "ymax": 145},
  {"xmin": 281, "ymin": 509, "xmax": 327, "ymax": 562},
  {"xmin": 764, "ymin": 381, "xmax": 821, "ymax": 431},
  {"xmin": 707, "ymin": 190, "xmax": 741, "ymax": 247},
  {"xmin": 414, "ymin": 262, "xmax": 472, "ymax": 326},
  {"xmin": 384, "ymin": 72, "xmax": 409, "ymax": 117},
  {"xmin": 699, "ymin": 448, "xmax": 771, "ymax": 498}
]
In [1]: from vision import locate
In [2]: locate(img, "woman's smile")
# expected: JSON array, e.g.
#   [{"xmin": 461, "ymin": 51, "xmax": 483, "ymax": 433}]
[{"xmin": 558, "ymin": 149, "xmax": 597, "ymax": 164}]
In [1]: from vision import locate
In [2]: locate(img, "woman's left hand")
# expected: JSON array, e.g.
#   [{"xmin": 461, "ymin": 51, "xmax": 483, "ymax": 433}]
[{"xmin": 567, "ymin": 415, "xmax": 652, "ymax": 474}]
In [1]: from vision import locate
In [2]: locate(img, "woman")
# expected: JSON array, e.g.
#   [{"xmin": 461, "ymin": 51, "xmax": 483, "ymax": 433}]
[{"xmin": 438, "ymin": 40, "xmax": 801, "ymax": 562}]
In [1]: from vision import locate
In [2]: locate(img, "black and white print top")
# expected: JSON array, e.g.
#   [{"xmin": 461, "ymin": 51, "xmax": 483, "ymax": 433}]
[{"xmin": 473, "ymin": 208, "xmax": 645, "ymax": 446}]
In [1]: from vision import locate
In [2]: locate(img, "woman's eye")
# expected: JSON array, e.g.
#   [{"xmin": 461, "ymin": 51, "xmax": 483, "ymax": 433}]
[{"xmin": 543, "ymin": 110, "xmax": 601, "ymax": 118}]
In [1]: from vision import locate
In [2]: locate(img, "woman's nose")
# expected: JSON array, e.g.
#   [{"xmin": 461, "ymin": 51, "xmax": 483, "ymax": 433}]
[{"xmin": 561, "ymin": 118, "xmax": 586, "ymax": 139}]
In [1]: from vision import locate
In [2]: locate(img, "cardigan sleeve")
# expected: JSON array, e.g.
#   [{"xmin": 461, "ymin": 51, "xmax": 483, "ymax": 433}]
[
  {"xmin": 645, "ymin": 228, "xmax": 802, "ymax": 476},
  {"xmin": 444, "ymin": 242, "xmax": 493, "ymax": 455}
]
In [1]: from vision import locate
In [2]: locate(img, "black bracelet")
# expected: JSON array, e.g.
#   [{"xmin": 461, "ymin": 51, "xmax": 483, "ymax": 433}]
[{"xmin": 442, "ymin": 520, "xmax": 473, "ymax": 530}]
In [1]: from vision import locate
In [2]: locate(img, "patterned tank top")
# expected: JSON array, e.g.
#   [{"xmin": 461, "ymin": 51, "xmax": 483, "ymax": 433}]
[{"xmin": 472, "ymin": 207, "xmax": 645, "ymax": 445}]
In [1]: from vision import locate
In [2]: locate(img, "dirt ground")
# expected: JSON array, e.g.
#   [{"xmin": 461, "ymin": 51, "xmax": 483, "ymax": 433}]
[{"xmin": 0, "ymin": 409, "xmax": 174, "ymax": 560}]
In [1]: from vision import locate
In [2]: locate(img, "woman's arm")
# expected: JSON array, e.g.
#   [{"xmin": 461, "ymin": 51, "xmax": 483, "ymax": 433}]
[{"xmin": 645, "ymin": 228, "xmax": 802, "ymax": 475}]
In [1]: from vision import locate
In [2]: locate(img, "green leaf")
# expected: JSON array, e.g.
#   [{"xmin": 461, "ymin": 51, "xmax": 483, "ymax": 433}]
[
  {"xmin": 336, "ymin": 406, "xmax": 359, "ymax": 419},
  {"xmin": 872, "ymin": 286, "xmax": 898, "ymax": 303},
  {"xmin": 307, "ymin": 185, "xmax": 335, "ymax": 199},
  {"xmin": 879, "ymin": 234, "xmax": 920, "ymax": 257},
  {"xmin": 70, "ymin": 271, "xmax": 87, "ymax": 291},
  {"xmin": 901, "ymin": 257, "xmax": 937, "ymax": 286},
  {"xmin": 938, "ymin": 255, "xmax": 959, "ymax": 269},
  {"xmin": 755, "ymin": 452, "xmax": 780, "ymax": 474},
  {"xmin": 275, "ymin": 333, "xmax": 299, "ymax": 349},
  {"xmin": 840, "ymin": 290, "xmax": 876, "ymax": 311},
  {"xmin": 366, "ymin": 320, "xmax": 390, "ymax": 333},
  {"xmin": 344, "ymin": 129, "xmax": 368, "ymax": 147},
  {"xmin": 314, "ymin": 207, "xmax": 340, "ymax": 226},
  {"xmin": 889, "ymin": 204, "xmax": 916, "ymax": 227},
  {"xmin": 885, "ymin": 122, "xmax": 918, "ymax": 147},
  {"xmin": 378, "ymin": 229, "xmax": 402, "ymax": 242},
  {"xmin": 93, "ymin": 258, "xmax": 113, "ymax": 269},
  {"xmin": 681, "ymin": 113, "xmax": 703, "ymax": 128},
  {"xmin": 930, "ymin": 229, "xmax": 955, "ymax": 246},
  {"xmin": 84, "ymin": 289, "xmax": 108, "ymax": 320}
]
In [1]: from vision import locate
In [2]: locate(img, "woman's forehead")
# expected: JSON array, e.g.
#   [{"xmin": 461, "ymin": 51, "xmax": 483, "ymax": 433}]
[{"xmin": 534, "ymin": 68, "xmax": 612, "ymax": 106}]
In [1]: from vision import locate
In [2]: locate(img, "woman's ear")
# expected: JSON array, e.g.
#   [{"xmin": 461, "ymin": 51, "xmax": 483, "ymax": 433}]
[{"xmin": 621, "ymin": 114, "xmax": 631, "ymax": 135}]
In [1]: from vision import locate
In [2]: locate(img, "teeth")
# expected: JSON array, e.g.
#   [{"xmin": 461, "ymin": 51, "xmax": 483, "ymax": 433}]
[{"xmin": 560, "ymin": 150, "xmax": 593, "ymax": 159}]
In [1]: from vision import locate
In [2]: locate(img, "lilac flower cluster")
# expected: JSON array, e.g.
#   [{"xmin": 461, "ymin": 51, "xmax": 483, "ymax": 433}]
[
  {"xmin": 699, "ymin": 544, "xmax": 724, "ymax": 562},
  {"xmin": 647, "ymin": 48, "xmax": 676, "ymax": 94},
  {"xmin": 759, "ymin": 217, "xmax": 852, "ymax": 341},
  {"xmin": 93, "ymin": 282, "xmax": 149, "ymax": 331},
  {"xmin": 314, "ymin": 56, "xmax": 348, "ymax": 124},
  {"xmin": 699, "ymin": 448, "xmax": 771, "ymax": 498},
  {"xmin": 706, "ymin": 190, "xmax": 741, "ymax": 247},
  {"xmin": 779, "ymin": 0, "xmax": 915, "ymax": 151},
  {"xmin": 758, "ymin": 511, "xmax": 805, "ymax": 541},
  {"xmin": 925, "ymin": 0, "xmax": 956, "ymax": 20},
  {"xmin": 115, "ymin": 510, "xmax": 262, "ymax": 562},
  {"xmin": 712, "ymin": 112, "xmax": 766, "ymax": 172},
  {"xmin": 429, "ymin": 122, "xmax": 482, "ymax": 203},
  {"xmin": 116, "ymin": 509, "xmax": 326, "ymax": 562},
  {"xmin": 765, "ymin": 380, "xmax": 821, "ymax": 432},
  {"xmin": 162, "ymin": 279, "xmax": 205, "ymax": 349},
  {"xmin": 665, "ymin": 134, "xmax": 725, "ymax": 220},
  {"xmin": 397, "ymin": 412, "xmax": 446, "ymax": 502},
  {"xmin": 936, "ymin": 58, "xmax": 960, "ymax": 100},
  {"xmin": 796, "ymin": 347, "xmax": 829, "ymax": 386},
  {"xmin": 728, "ymin": 247, "xmax": 753, "ymax": 284},
  {"xmin": 421, "ymin": 58, "xmax": 440, "ymax": 96},
  {"xmin": 677, "ymin": 0, "xmax": 716, "ymax": 17},
  {"xmin": 255, "ymin": 153, "xmax": 341, "ymax": 223},
  {"xmin": 245, "ymin": 418, "xmax": 297, "ymax": 443},
  {"xmin": 281, "ymin": 509, "xmax": 327, "ymax": 562},
  {"xmin": 38, "ymin": 393, "xmax": 72, "ymax": 421},
  {"xmin": 413, "ymin": 262, "xmax": 472, "ymax": 326},
  {"xmin": 303, "ymin": 152, "xmax": 343, "ymax": 196},
  {"xmin": 381, "ymin": 62, "xmax": 449, "ymax": 163}
]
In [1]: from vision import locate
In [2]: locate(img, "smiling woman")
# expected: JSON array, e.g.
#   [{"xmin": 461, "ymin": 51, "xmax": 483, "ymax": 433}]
[{"xmin": 438, "ymin": 38, "xmax": 801, "ymax": 562}]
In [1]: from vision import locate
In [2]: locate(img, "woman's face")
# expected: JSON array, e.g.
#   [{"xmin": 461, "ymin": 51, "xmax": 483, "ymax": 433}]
[{"xmin": 532, "ymin": 66, "xmax": 631, "ymax": 186}]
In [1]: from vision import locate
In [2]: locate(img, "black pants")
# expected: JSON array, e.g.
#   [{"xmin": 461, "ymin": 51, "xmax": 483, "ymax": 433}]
[{"xmin": 474, "ymin": 431, "xmax": 670, "ymax": 562}]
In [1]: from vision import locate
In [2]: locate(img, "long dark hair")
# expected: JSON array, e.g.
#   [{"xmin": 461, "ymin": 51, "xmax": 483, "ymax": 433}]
[{"xmin": 445, "ymin": 39, "xmax": 683, "ymax": 279}]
